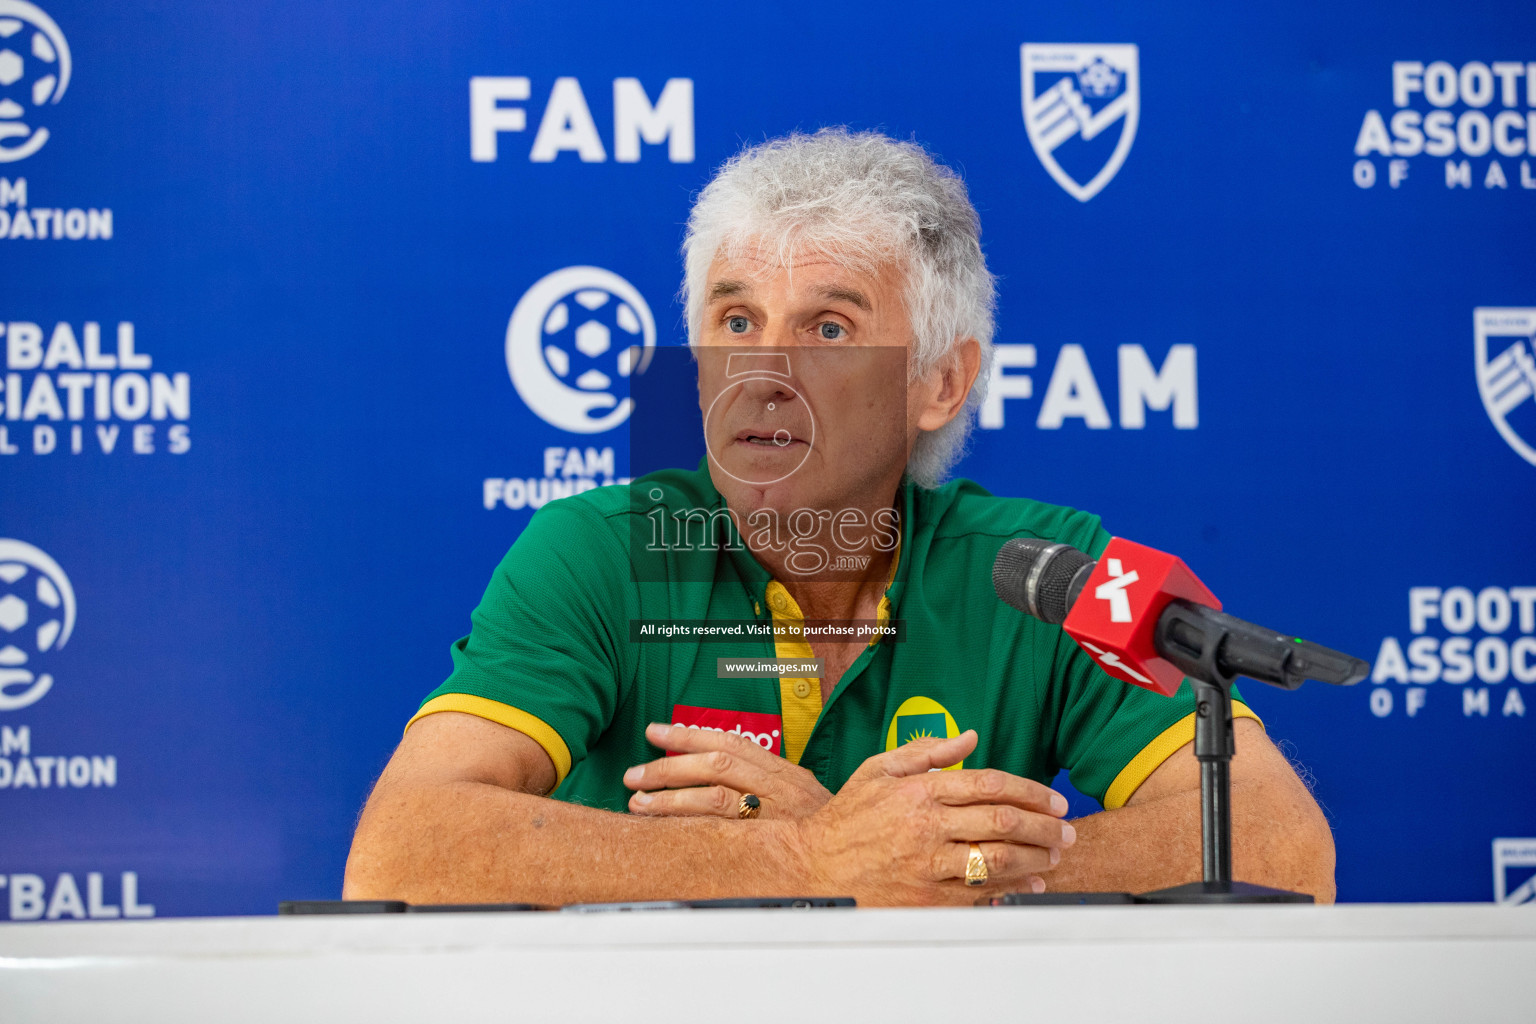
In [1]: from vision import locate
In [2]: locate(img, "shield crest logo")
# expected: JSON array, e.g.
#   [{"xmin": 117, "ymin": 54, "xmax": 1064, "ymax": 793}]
[
  {"xmin": 1474, "ymin": 308, "xmax": 1536, "ymax": 467},
  {"xmin": 1493, "ymin": 838, "xmax": 1536, "ymax": 905},
  {"xmin": 1021, "ymin": 44, "xmax": 1140, "ymax": 202}
]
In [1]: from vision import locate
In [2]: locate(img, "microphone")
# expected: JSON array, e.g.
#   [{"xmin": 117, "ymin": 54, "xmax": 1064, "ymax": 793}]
[{"xmin": 993, "ymin": 537, "xmax": 1369, "ymax": 693}]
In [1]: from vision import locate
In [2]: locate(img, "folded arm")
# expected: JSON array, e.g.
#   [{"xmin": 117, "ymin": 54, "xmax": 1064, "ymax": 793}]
[
  {"xmin": 343, "ymin": 713, "xmax": 1077, "ymax": 906},
  {"xmin": 615, "ymin": 714, "xmax": 1336, "ymax": 902},
  {"xmin": 343, "ymin": 711, "xmax": 811, "ymax": 905}
]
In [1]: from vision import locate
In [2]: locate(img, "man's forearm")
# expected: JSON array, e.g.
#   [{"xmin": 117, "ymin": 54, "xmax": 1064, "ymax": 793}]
[
  {"xmin": 344, "ymin": 779, "xmax": 812, "ymax": 905},
  {"xmin": 1043, "ymin": 778, "xmax": 1337, "ymax": 902}
]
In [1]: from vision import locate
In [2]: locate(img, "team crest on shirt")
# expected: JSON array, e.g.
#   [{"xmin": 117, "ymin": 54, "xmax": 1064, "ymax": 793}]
[{"xmin": 884, "ymin": 696, "xmax": 963, "ymax": 769}]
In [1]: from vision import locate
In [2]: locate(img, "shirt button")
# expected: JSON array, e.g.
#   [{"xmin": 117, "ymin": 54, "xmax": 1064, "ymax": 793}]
[
  {"xmin": 792, "ymin": 680, "xmax": 811, "ymax": 699},
  {"xmin": 770, "ymin": 592, "xmax": 788, "ymax": 612}
]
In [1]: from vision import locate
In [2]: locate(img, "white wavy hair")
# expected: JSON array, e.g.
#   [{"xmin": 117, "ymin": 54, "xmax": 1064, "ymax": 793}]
[{"xmin": 681, "ymin": 128, "xmax": 997, "ymax": 488}]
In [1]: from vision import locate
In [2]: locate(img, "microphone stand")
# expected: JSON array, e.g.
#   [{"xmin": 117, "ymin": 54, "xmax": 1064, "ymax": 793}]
[{"xmin": 1136, "ymin": 605, "xmax": 1313, "ymax": 904}]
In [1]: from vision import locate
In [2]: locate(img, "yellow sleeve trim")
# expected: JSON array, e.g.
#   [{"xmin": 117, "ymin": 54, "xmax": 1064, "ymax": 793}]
[
  {"xmin": 1101, "ymin": 702, "xmax": 1262, "ymax": 811},
  {"xmin": 406, "ymin": 693, "xmax": 574, "ymax": 786}
]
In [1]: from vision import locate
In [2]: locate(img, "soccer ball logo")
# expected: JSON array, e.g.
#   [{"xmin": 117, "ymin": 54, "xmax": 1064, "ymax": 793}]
[
  {"xmin": 0, "ymin": 1, "xmax": 71, "ymax": 163},
  {"xmin": 1076, "ymin": 57, "xmax": 1123, "ymax": 99},
  {"xmin": 540, "ymin": 287, "xmax": 646, "ymax": 397},
  {"xmin": 506, "ymin": 266, "xmax": 656, "ymax": 434},
  {"xmin": 0, "ymin": 538, "xmax": 76, "ymax": 711}
]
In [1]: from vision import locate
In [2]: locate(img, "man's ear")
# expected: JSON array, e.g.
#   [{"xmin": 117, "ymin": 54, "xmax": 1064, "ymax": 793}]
[{"xmin": 915, "ymin": 338, "xmax": 982, "ymax": 432}]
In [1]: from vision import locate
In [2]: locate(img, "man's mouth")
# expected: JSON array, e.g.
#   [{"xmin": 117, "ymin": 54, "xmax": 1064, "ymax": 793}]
[{"xmin": 735, "ymin": 429, "xmax": 803, "ymax": 448}]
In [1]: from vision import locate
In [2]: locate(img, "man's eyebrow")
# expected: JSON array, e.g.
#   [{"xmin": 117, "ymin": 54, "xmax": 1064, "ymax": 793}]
[
  {"xmin": 707, "ymin": 280, "xmax": 749, "ymax": 301},
  {"xmin": 819, "ymin": 287, "xmax": 871, "ymax": 311}
]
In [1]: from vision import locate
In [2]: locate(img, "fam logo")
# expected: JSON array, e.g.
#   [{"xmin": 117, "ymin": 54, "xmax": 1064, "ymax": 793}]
[
  {"xmin": 1021, "ymin": 44, "xmax": 1139, "ymax": 202},
  {"xmin": 980, "ymin": 343, "xmax": 1197, "ymax": 431},
  {"xmin": 884, "ymin": 696, "xmax": 962, "ymax": 769},
  {"xmin": 470, "ymin": 77, "xmax": 693, "ymax": 163},
  {"xmin": 0, "ymin": 1, "xmax": 69, "ymax": 163},
  {"xmin": 1475, "ymin": 308, "xmax": 1536, "ymax": 466},
  {"xmin": 1354, "ymin": 61, "xmax": 1536, "ymax": 190},
  {"xmin": 1493, "ymin": 838, "xmax": 1536, "ymax": 905},
  {"xmin": 506, "ymin": 266, "xmax": 656, "ymax": 434},
  {"xmin": 0, "ymin": 538, "xmax": 74, "ymax": 712}
]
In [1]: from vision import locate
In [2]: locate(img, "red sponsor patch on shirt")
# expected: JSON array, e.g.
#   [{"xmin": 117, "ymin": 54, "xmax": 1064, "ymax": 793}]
[{"xmin": 668, "ymin": 704, "xmax": 783, "ymax": 756}]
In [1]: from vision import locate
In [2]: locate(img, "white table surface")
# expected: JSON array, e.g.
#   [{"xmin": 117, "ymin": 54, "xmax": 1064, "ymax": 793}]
[{"xmin": 1, "ymin": 903, "xmax": 1532, "ymax": 1023}]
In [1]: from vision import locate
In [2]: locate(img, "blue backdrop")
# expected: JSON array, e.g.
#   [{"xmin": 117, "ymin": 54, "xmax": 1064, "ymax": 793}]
[{"xmin": 2, "ymin": 0, "xmax": 1534, "ymax": 918}]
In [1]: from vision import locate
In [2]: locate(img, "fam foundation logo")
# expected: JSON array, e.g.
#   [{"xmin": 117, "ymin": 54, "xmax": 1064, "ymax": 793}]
[
  {"xmin": 0, "ymin": 538, "xmax": 73, "ymax": 712},
  {"xmin": 884, "ymin": 696, "xmax": 963, "ymax": 769},
  {"xmin": 1493, "ymin": 838, "xmax": 1536, "ymax": 904},
  {"xmin": 1475, "ymin": 308, "xmax": 1536, "ymax": 466},
  {"xmin": 1021, "ymin": 44, "xmax": 1139, "ymax": 202},
  {"xmin": 0, "ymin": 0, "xmax": 69, "ymax": 164},
  {"xmin": 0, "ymin": 541, "xmax": 123, "ymax": 797},
  {"xmin": 483, "ymin": 267, "xmax": 652, "ymax": 511},
  {"xmin": 0, "ymin": 5, "xmax": 114, "ymax": 240},
  {"xmin": 506, "ymin": 266, "xmax": 656, "ymax": 434},
  {"xmin": 1353, "ymin": 61, "xmax": 1536, "ymax": 190}
]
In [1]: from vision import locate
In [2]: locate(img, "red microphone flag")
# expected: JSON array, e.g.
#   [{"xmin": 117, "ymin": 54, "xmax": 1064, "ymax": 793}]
[{"xmin": 1060, "ymin": 537, "xmax": 1223, "ymax": 696}]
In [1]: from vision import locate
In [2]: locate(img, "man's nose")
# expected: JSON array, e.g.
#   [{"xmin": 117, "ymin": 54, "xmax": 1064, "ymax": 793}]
[
  {"xmin": 738, "ymin": 368, "xmax": 797, "ymax": 405},
  {"xmin": 725, "ymin": 350, "xmax": 798, "ymax": 405}
]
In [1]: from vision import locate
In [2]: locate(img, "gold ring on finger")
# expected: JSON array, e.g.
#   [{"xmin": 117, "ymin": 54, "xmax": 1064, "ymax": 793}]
[
  {"xmin": 737, "ymin": 793, "xmax": 761, "ymax": 819},
  {"xmin": 965, "ymin": 842, "xmax": 988, "ymax": 886}
]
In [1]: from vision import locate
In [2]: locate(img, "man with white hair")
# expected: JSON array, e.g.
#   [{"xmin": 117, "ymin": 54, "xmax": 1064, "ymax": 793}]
[{"xmin": 345, "ymin": 129, "xmax": 1335, "ymax": 905}]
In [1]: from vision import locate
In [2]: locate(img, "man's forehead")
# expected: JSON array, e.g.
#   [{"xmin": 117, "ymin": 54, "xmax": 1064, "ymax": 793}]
[{"xmin": 704, "ymin": 248, "xmax": 901, "ymax": 304}]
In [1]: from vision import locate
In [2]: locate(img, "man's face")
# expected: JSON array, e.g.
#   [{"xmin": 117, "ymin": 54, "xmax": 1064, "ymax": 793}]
[{"xmin": 695, "ymin": 248, "xmax": 919, "ymax": 520}]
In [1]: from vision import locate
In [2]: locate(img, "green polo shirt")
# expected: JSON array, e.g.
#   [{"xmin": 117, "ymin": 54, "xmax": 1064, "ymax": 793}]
[{"xmin": 411, "ymin": 465, "xmax": 1254, "ymax": 811}]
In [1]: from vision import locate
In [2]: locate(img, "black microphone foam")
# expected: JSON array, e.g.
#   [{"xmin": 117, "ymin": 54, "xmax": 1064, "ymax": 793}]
[{"xmin": 992, "ymin": 539, "xmax": 1094, "ymax": 625}]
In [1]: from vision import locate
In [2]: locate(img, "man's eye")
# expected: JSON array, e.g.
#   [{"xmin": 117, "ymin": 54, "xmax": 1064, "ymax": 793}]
[
  {"xmin": 726, "ymin": 316, "xmax": 751, "ymax": 334},
  {"xmin": 818, "ymin": 322, "xmax": 845, "ymax": 340}
]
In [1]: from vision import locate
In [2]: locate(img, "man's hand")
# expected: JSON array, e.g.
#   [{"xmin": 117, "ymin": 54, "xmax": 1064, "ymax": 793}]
[
  {"xmin": 624, "ymin": 722, "xmax": 832, "ymax": 820},
  {"xmin": 350, "ymin": 713, "xmax": 1074, "ymax": 906},
  {"xmin": 620, "ymin": 724, "xmax": 1076, "ymax": 904},
  {"xmin": 789, "ymin": 730, "xmax": 1076, "ymax": 906}
]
